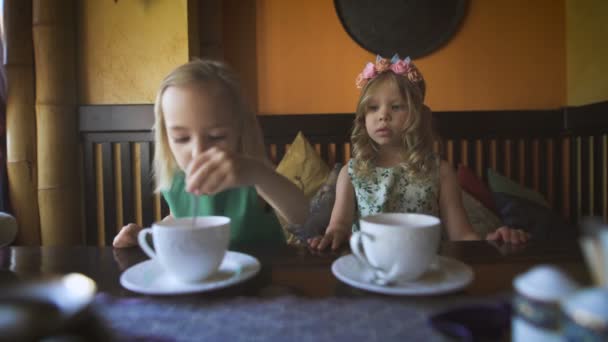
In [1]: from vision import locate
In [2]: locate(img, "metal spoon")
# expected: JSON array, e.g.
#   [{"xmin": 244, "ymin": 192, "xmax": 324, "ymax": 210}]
[{"xmin": 191, "ymin": 194, "xmax": 199, "ymax": 229}]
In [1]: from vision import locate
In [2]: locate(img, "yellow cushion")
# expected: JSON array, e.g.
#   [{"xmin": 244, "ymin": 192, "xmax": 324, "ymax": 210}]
[
  {"xmin": 276, "ymin": 132, "xmax": 330, "ymax": 199},
  {"xmin": 275, "ymin": 132, "xmax": 330, "ymax": 244}
]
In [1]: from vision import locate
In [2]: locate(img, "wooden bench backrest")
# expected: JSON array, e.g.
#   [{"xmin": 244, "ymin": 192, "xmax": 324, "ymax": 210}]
[{"xmin": 80, "ymin": 103, "xmax": 608, "ymax": 246}]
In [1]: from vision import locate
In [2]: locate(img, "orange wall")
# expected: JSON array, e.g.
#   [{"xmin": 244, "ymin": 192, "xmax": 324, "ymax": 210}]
[{"xmin": 252, "ymin": 0, "xmax": 566, "ymax": 114}]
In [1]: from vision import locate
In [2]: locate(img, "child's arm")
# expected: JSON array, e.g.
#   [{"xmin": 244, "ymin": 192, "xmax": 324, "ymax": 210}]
[
  {"xmin": 186, "ymin": 147, "xmax": 308, "ymax": 225},
  {"xmin": 309, "ymin": 165, "xmax": 355, "ymax": 250},
  {"xmin": 438, "ymin": 161, "xmax": 481, "ymax": 241},
  {"xmin": 112, "ymin": 214, "xmax": 173, "ymax": 248}
]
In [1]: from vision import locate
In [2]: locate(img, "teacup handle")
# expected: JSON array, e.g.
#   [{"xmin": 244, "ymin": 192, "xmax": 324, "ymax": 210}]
[
  {"xmin": 138, "ymin": 228, "xmax": 156, "ymax": 259},
  {"xmin": 350, "ymin": 231, "xmax": 392, "ymax": 284}
]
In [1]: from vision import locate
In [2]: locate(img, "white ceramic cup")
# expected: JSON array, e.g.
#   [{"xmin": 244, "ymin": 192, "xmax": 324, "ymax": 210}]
[
  {"xmin": 350, "ymin": 213, "xmax": 441, "ymax": 283},
  {"xmin": 138, "ymin": 216, "xmax": 231, "ymax": 283}
]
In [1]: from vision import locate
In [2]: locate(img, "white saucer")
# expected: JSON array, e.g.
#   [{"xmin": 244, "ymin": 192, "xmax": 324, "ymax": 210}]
[
  {"xmin": 120, "ymin": 251, "xmax": 261, "ymax": 295},
  {"xmin": 332, "ymin": 254, "xmax": 474, "ymax": 296}
]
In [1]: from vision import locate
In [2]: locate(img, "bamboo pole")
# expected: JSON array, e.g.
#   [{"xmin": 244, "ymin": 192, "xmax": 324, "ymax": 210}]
[
  {"xmin": 4, "ymin": 0, "xmax": 41, "ymax": 245},
  {"xmin": 33, "ymin": 0, "xmax": 82, "ymax": 245}
]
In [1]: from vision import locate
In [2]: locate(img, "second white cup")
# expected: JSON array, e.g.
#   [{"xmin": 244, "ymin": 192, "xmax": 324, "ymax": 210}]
[{"xmin": 350, "ymin": 213, "xmax": 441, "ymax": 283}]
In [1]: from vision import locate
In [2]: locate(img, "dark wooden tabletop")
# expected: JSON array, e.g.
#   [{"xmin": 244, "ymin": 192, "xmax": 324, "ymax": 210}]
[{"xmin": 0, "ymin": 239, "xmax": 590, "ymax": 299}]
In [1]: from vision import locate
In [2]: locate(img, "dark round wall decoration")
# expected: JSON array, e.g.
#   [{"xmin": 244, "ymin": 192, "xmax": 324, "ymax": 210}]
[{"xmin": 334, "ymin": 0, "xmax": 468, "ymax": 59}]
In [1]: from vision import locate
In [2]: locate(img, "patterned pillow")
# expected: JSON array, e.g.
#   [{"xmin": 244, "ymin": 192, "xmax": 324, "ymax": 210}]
[
  {"xmin": 487, "ymin": 169, "xmax": 549, "ymax": 207},
  {"xmin": 461, "ymin": 190, "xmax": 502, "ymax": 238},
  {"xmin": 457, "ymin": 164, "xmax": 498, "ymax": 214}
]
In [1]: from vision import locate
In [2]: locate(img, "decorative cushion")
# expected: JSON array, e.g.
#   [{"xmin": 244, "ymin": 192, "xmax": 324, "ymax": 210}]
[
  {"xmin": 461, "ymin": 190, "xmax": 502, "ymax": 238},
  {"xmin": 457, "ymin": 164, "xmax": 498, "ymax": 214},
  {"xmin": 275, "ymin": 132, "xmax": 331, "ymax": 244},
  {"xmin": 276, "ymin": 132, "xmax": 330, "ymax": 199},
  {"xmin": 487, "ymin": 169, "xmax": 549, "ymax": 208},
  {"xmin": 287, "ymin": 164, "xmax": 342, "ymax": 244},
  {"xmin": 493, "ymin": 192, "xmax": 575, "ymax": 241}
]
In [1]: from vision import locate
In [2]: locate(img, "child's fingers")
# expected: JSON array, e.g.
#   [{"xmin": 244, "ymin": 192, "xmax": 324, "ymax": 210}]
[
  {"xmin": 331, "ymin": 232, "xmax": 345, "ymax": 250},
  {"xmin": 187, "ymin": 148, "xmax": 216, "ymax": 176},
  {"xmin": 187, "ymin": 156, "xmax": 222, "ymax": 194},
  {"xmin": 113, "ymin": 224, "xmax": 140, "ymax": 248},
  {"xmin": 308, "ymin": 236, "xmax": 322, "ymax": 249},
  {"xmin": 317, "ymin": 233, "xmax": 333, "ymax": 250}
]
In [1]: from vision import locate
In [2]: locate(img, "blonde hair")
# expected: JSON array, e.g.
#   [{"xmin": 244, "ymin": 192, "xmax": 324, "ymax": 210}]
[
  {"xmin": 351, "ymin": 71, "xmax": 436, "ymax": 179},
  {"xmin": 153, "ymin": 59, "xmax": 267, "ymax": 191}
]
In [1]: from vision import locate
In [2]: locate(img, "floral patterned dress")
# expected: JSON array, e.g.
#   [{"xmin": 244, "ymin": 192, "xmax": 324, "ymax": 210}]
[{"xmin": 348, "ymin": 158, "xmax": 440, "ymax": 231}]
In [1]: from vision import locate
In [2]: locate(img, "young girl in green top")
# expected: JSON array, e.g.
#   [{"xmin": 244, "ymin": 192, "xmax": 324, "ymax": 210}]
[
  {"xmin": 309, "ymin": 55, "xmax": 529, "ymax": 250},
  {"xmin": 113, "ymin": 60, "xmax": 308, "ymax": 248}
]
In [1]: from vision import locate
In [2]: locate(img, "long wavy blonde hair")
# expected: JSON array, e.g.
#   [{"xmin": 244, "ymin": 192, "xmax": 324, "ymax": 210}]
[
  {"xmin": 153, "ymin": 59, "xmax": 267, "ymax": 191},
  {"xmin": 351, "ymin": 71, "xmax": 437, "ymax": 179}
]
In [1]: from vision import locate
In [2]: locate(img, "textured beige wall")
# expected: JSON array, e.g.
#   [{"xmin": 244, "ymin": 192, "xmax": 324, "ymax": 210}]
[
  {"xmin": 78, "ymin": 0, "xmax": 189, "ymax": 104},
  {"xmin": 566, "ymin": 0, "xmax": 608, "ymax": 106}
]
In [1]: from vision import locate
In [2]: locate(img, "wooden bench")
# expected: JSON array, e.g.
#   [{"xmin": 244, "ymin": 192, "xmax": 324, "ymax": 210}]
[{"xmin": 79, "ymin": 102, "xmax": 608, "ymax": 246}]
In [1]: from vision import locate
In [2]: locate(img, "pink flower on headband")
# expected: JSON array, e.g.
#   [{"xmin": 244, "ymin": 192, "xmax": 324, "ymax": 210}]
[
  {"xmin": 361, "ymin": 62, "xmax": 377, "ymax": 78},
  {"xmin": 355, "ymin": 54, "xmax": 424, "ymax": 89},
  {"xmin": 390, "ymin": 59, "xmax": 411, "ymax": 74}
]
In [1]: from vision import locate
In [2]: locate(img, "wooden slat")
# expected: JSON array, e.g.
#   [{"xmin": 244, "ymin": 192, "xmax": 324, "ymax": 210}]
[
  {"xmin": 576, "ymin": 137, "xmax": 582, "ymax": 220},
  {"xmin": 121, "ymin": 143, "xmax": 134, "ymax": 226},
  {"xmin": 94, "ymin": 144, "xmax": 105, "ymax": 246},
  {"xmin": 546, "ymin": 139, "xmax": 555, "ymax": 207},
  {"xmin": 132, "ymin": 143, "xmax": 143, "ymax": 227},
  {"xmin": 269, "ymin": 144, "xmax": 277, "ymax": 164},
  {"xmin": 518, "ymin": 139, "xmax": 525, "ymax": 185},
  {"xmin": 588, "ymin": 136, "xmax": 594, "ymax": 216},
  {"xmin": 140, "ymin": 142, "xmax": 153, "ymax": 227},
  {"xmin": 113, "ymin": 143, "xmax": 123, "ymax": 230},
  {"xmin": 446, "ymin": 140, "xmax": 454, "ymax": 166},
  {"xmin": 83, "ymin": 139, "xmax": 98, "ymax": 245},
  {"xmin": 601, "ymin": 134, "xmax": 608, "ymax": 221},
  {"xmin": 532, "ymin": 139, "xmax": 540, "ymax": 193},
  {"xmin": 460, "ymin": 140, "xmax": 468, "ymax": 167},
  {"xmin": 562, "ymin": 138, "xmax": 571, "ymax": 220},
  {"xmin": 344, "ymin": 143, "xmax": 351, "ymax": 163},
  {"xmin": 328, "ymin": 143, "xmax": 336, "ymax": 166},
  {"xmin": 102, "ymin": 143, "xmax": 116, "ymax": 246}
]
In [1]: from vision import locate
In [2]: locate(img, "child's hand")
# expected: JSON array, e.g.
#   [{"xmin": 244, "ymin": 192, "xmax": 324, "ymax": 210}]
[
  {"xmin": 113, "ymin": 223, "xmax": 143, "ymax": 248},
  {"xmin": 486, "ymin": 226, "xmax": 530, "ymax": 244},
  {"xmin": 308, "ymin": 225, "xmax": 350, "ymax": 251},
  {"xmin": 186, "ymin": 147, "xmax": 254, "ymax": 195}
]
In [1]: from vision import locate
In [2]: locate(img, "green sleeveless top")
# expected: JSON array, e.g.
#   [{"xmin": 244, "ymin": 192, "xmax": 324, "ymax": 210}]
[
  {"xmin": 348, "ymin": 158, "xmax": 440, "ymax": 231},
  {"xmin": 161, "ymin": 172, "xmax": 285, "ymax": 248}
]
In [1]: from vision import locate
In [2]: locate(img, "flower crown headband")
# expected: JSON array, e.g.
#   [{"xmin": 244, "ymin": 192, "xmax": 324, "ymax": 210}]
[{"xmin": 355, "ymin": 54, "xmax": 423, "ymax": 89}]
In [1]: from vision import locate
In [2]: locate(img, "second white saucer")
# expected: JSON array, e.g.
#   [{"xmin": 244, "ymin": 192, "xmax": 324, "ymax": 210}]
[{"xmin": 332, "ymin": 254, "xmax": 474, "ymax": 296}]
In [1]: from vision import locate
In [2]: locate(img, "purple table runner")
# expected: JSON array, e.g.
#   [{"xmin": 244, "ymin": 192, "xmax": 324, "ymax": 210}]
[{"xmin": 93, "ymin": 293, "xmax": 445, "ymax": 341}]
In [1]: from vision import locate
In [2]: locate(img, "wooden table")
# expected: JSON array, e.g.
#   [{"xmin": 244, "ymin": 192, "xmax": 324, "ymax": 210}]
[
  {"xmin": 0, "ymin": 240, "xmax": 591, "ymax": 341},
  {"xmin": 1, "ymin": 239, "xmax": 589, "ymax": 298}
]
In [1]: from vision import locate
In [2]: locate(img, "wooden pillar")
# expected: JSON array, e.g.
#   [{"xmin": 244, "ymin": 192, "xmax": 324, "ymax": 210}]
[
  {"xmin": 4, "ymin": 0, "xmax": 41, "ymax": 245},
  {"xmin": 33, "ymin": 0, "xmax": 82, "ymax": 245}
]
